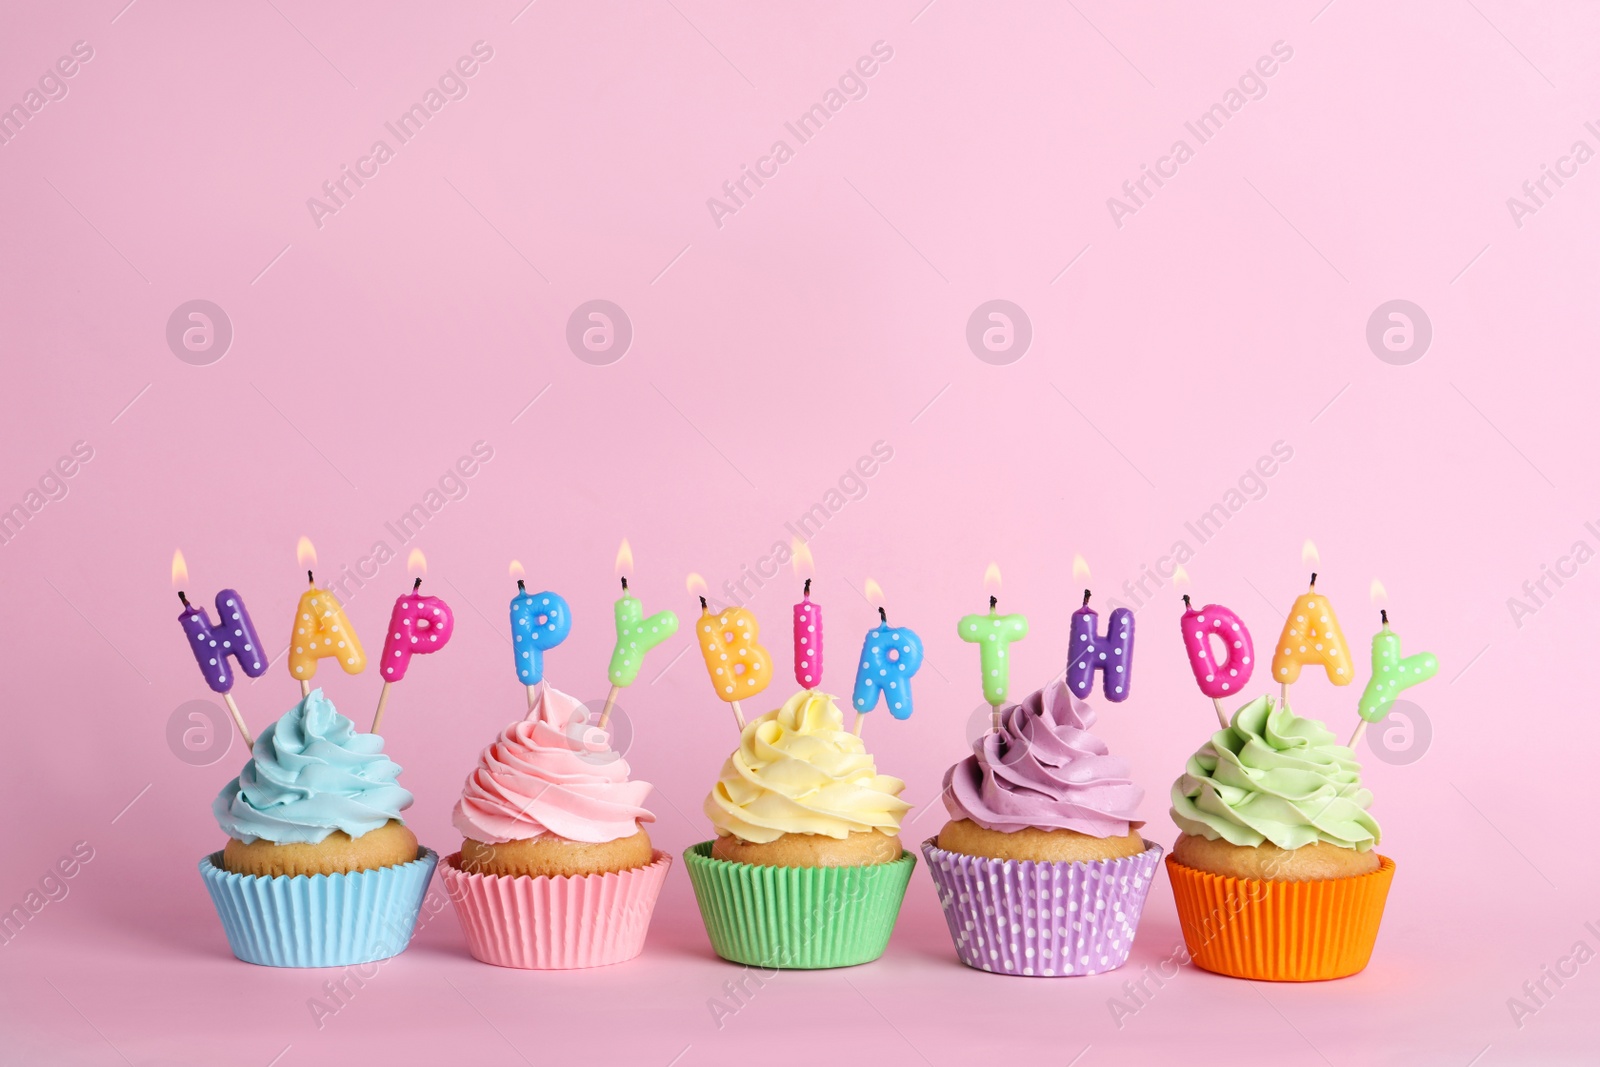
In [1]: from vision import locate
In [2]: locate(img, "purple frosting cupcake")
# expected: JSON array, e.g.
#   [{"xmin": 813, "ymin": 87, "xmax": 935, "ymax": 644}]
[
  {"xmin": 923, "ymin": 674, "xmax": 1162, "ymax": 977},
  {"xmin": 943, "ymin": 679, "xmax": 1145, "ymax": 837}
]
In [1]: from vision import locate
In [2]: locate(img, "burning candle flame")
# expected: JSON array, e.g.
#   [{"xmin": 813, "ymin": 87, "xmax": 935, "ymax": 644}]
[
  {"xmin": 1072, "ymin": 554, "xmax": 1091, "ymax": 585},
  {"xmin": 1370, "ymin": 579, "xmax": 1388, "ymax": 608},
  {"xmin": 407, "ymin": 549, "xmax": 427, "ymax": 578},
  {"xmin": 615, "ymin": 538, "xmax": 634, "ymax": 577},
  {"xmin": 1172, "ymin": 564, "xmax": 1191, "ymax": 589},
  {"xmin": 686, "ymin": 572, "xmax": 708, "ymax": 598},
  {"xmin": 1302, "ymin": 539, "xmax": 1320, "ymax": 568},
  {"xmin": 982, "ymin": 562, "xmax": 1002, "ymax": 595},
  {"xmin": 864, "ymin": 578, "xmax": 885, "ymax": 608},
  {"xmin": 791, "ymin": 538, "xmax": 815, "ymax": 579},
  {"xmin": 171, "ymin": 549, "xmax": 188, "ymax": 589},
  {"xmin": 297, "ymin": 536, "xmax": 317, "ymax": 570},
  {"xmin": 509, "ymin": 559, "xmax": 525, "ymax": 581}
]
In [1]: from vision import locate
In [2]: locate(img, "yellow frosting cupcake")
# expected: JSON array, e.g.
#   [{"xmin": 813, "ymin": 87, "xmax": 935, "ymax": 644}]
[{"xmin": 704, "ymin": 689, "xmax": 909, "ymax": 866}]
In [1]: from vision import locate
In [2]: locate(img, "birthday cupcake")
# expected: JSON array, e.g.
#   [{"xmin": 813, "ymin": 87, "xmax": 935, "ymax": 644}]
[
  {"xmin": 923, "ymin": 673, "xmax": 1163, "ymax": 976},
  {"xmin": 440, "ymin": 684, "xmax": 671, "ymax": 969},
  {"xmin": 1165, "ymin": 693, "xmax": 1394, "ymax": 981},
  {"xmin": 683, "ymin": 689, "xmax": 916, "ymax": 969},
  {"xmin": 199, "ymin": 689, "xmax": 437, "ymax": 967}
]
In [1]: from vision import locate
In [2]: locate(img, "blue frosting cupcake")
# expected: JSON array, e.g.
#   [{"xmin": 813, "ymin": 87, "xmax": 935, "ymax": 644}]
[
  {"xmin": 199, "ymin": 689, "xmax": 437, "ymax": 967},
  {"xmin": 213, "ymin": 688, "xmax": 414, "ymax": 853}
]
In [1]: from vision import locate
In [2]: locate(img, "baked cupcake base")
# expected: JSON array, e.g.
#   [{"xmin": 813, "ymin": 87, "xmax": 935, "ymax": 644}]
[
  {"xmin": 460, "ymin": 828, "xmax": 653, "ymax": 878},
  {"xmin": 923, "ymin": 837, "xmax": 1163, "ymax": 977},
  {"xmin": 937, "ymin": 819, "xmax": 1146, "ymax": 863},
  {"xmin": 441, "ymin": 850, "xmax": 671, "ymax": 969},
  {"xmin": 200, "ymin": 847, "xmax": 437, "ymax": 967},
  {"xmin": 683, "ymin": 841, "xmax": 915, "ymax": 969},
  {"xmin": 1166, "ymin": 853, "xmax": 1396, "ymax": 981},
  {"xmin": 221, "ymin": 820, "xmax": 419, "ymax": 876},
  {"xmin": 710, "ymin": 830, "xmax": 901, "ymax": 867},
  {"xmin": 1171, "ymin": 833, "xmax": 1380, "ymax": 882}
]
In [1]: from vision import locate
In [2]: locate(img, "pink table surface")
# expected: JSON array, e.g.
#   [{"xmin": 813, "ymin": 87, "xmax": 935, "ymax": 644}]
[{"xmin": 3, "ymin": 1, "xmax": 1597, "ymax": 1064}]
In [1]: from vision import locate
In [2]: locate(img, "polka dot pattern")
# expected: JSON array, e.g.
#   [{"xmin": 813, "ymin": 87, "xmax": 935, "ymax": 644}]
[
  {"xmin": 1272, "ymin": 593, "xmax": 1353, "ymax": 687},
  {"xmin": 1180, "ymin": 602, "xmax": 1254, "ymax": 698},
  {"xmin": 851, "ymin": 624, "xmax": 924, "ymax": 719},
  {"xmin": 1067, "ymin": 604, "xmax": 1136, "ymax": 702},
  {"xmin": 379, "ymin": 593, "xmax": 455, "ymax": 681},
  {"xmin": 511, "ymin": 589, "xmax": 572, "ymax": 685},
  {"xmin": 179, "ymin": 588, "xmax": 268, "ymax": 694},
  {"xmin": 607, "ymin": 594, "xmax": 679, "ymax": 687},
  {"xmin": 287, "ymin": 587, "xmax": 367, "ymax": 681},
  {"xmin": 1357, "ymin": 626, "xmax": 1438, "ymax": 723},
  {"xmin": 695, "ymin": 606, "xmax": 772, "ymax": 701},
  {"xmin": 792, "ymin": 597, "xmax": 824, "ymax": 690},
  {"xmin": 957, "ymin": 611, "xmax": 1029, "ymax": 706},
  {"xmin": 922, "ymin": 838, "xmax": 1163, "ymax": 978}
]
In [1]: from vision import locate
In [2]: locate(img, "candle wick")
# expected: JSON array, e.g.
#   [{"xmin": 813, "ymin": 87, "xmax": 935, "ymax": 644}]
[
  {"xmin": 878, "ymin": 606, "xmax": 887, "ymax": 625},
  {"xmin": 177, "ymin": 590, "xmax": 190, "ymax": 608},
  {"xmin": 1309, "ymin": 571, "xmax": 1318, "ymax": 589},
  {"xmin": 1182, "ymin": 594, "xmax": 1192, "ymax": 609},
  {"xmin": 517, "ymin": 579, "xmax": 526, "ymax": 592},
  {"xmin": 1082, "ymin": 588, "xmax": 1091, "ymax": 608},
  {"xmin": 699, "ymin": 595, "xmax": 707, "ymax": 610},
  {"xmin": 1380, "ymin": 608, "xmax": 1388, "ymax": 625},
  {"xmin": 412, "ymin": 577, "xmax": 422, "ymax": 592},
  {"xmin": 307, "ymin": 569, "xmax": 315, "ymax": 585},
  {"xmin": 989, "ymin": 595, "xmax": 997, "ymax": 611},
  {"xmin": 803, "ymin": 578, "xmax": 811, "ymax": 597},
  {"xmin": 620, "ymin": 576, "xmax": 629, "ymax": 592}
]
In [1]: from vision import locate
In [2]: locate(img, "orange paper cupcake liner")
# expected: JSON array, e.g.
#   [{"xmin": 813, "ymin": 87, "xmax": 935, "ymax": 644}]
[{"xmin": 1165, "ymin": 854, "xmax": 1395, "ymax": 981}]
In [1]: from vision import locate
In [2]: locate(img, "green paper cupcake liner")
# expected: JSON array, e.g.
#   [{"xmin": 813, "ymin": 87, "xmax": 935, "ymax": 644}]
[{"xmin": 682, "ymin": 840, "xmax": 915, "ymax": 969}]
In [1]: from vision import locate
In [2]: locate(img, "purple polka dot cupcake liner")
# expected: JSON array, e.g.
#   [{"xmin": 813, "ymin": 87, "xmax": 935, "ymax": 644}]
[{"xmin": 922, "ymin": 838, "xmax": 1163, "ymax": 977}]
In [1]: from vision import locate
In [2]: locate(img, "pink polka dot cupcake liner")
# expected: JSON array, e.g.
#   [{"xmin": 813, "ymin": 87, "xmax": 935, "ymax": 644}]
[{"xmin": 922, "ymin": 838, "xmax": 1163, "ymax": 977}]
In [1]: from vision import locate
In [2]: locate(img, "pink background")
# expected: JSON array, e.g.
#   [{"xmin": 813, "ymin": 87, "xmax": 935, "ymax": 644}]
[{"xmin": 2, "ymin": 1, "xmax": 1595, "ymax": 1063}]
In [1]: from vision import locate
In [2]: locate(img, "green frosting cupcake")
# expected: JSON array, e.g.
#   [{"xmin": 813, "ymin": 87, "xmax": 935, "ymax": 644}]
[{"xmin": 1170, "ymin": 695, "xmax": 1379, "ymax": 852}]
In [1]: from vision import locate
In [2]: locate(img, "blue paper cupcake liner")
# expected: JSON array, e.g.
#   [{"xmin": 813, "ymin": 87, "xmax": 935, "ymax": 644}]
[
  {"xmin": 922, "ymin": 838, "xmax": 1163, "ymax": 977},
  {"xmin": 199, "ymin": 848, "xmax": 438, "ymax": 967}
]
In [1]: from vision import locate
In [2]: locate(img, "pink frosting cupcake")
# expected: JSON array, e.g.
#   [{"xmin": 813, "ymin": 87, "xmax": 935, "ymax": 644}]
[
  {"xmin": 441, "ymin": 686, "xmax": 671, "ymax": 969},
  {"xmin": 452, "ymin": 686, "xmax": 653, "ymax": 847}
]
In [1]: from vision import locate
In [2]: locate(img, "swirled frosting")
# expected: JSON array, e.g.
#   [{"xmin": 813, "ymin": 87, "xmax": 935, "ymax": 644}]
[
  {"xmin": 452, "ymin": 684, "xmax": 654, "ymax": 845},
  {"xmin": 213, "ymin": 689, "xmax": 413, "ymax": 845},
  {"xmin": 1171, "ymin": 694, "xmax": 1380, "ymax": 851},
  {"xmin": 705, "ymin": 690, "xmax": 909, "ymax": 844},
  {"xmin": 942, "ymin": 673, "xmax": 1144, "ymax": 837}
]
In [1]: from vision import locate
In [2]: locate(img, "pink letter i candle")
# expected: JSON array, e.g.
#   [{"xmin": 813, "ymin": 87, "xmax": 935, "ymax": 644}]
[{"xmin": 794, "ymin": 578, "xmax": 823, "ymax": 689}]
